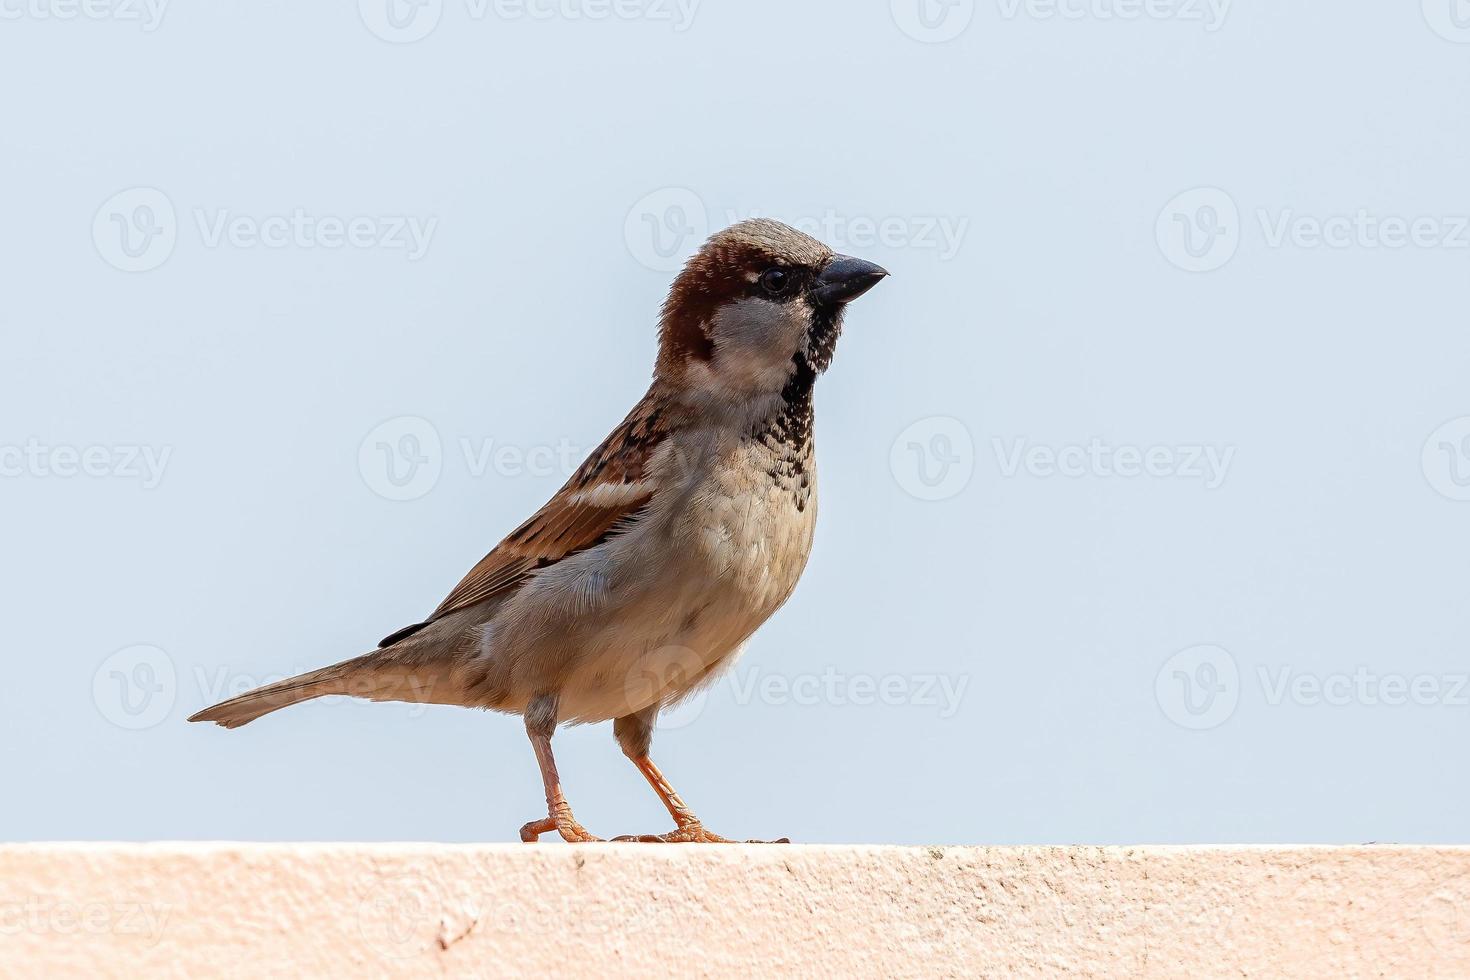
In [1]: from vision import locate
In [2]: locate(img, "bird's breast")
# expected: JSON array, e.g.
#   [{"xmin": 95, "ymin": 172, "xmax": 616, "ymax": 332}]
[
  {"xmin": 679, "ymin": 431, "xmax": 817, "ymax": 622},
  {"xmin": 492, "ymin": 416, "xmax": 821, "ymax": 724}
]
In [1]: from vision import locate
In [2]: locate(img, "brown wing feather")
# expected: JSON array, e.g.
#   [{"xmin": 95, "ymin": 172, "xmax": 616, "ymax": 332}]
[{"xmin": 428, "ymin": 393, "xmax": 669, "ymax": 621}]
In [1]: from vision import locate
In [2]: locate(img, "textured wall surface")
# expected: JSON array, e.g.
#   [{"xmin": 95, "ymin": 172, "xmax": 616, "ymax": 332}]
[{"xmin": 1, "ymin": 844, "xmax": 1467, "ymax": 977}]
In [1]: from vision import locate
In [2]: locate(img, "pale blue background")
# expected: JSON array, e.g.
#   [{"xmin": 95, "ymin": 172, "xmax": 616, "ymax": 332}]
[{"xmin": 2, "ymin": 2, "xmax": 1468, "ymax": 844}]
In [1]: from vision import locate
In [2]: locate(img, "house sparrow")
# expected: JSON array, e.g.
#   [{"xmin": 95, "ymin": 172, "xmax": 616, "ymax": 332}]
[{"xmin": 189, "ymin": 219, "xmax": 888, "ymax": 843}]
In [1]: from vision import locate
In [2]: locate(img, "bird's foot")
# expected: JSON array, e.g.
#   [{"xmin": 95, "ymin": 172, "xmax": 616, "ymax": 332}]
[
  {"xmin": 612, "ymin": 821, "xmax": 789, "ymax": 844},
  {"xmin": 519, "ymin": 813, "xmax": 603, "ymax": 843}
]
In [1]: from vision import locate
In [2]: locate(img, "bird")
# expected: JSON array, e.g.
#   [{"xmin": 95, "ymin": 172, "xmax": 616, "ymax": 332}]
[{"xmin": 189, "ymin": 218, "xmax": 888, "ymax": 843}]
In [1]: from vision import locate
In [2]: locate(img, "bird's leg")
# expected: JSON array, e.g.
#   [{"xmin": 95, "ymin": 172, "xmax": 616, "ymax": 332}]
[
  {"xmin": 518, "ymin": 695, "xmax": 602, "ymax": 843},
  {"xmin": 610, "ymin": 709, "xmax": 789, "ymax": 844},
  {"xmin": 624, "ymin": 754, "xmax": 738, "ymax": 843}
]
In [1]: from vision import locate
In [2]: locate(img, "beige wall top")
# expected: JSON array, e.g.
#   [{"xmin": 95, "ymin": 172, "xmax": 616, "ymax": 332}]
[{"xmin": 2, "ymin": 843, "xmax": 1467, "ymax": 978}]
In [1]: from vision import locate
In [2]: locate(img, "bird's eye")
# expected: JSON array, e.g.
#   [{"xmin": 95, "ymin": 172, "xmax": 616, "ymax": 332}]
[{"xmin": 758, "ymin": 267, "xmax": 790, "ymax": 297}]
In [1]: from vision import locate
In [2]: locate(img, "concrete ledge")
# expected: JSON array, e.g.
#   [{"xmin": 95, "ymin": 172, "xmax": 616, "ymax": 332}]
[{"xmin": 1, "ymin": 844, "xmax": 1467, "ymax": 977}]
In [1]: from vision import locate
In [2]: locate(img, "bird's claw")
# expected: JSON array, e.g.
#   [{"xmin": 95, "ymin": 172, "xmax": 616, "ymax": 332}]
[
  {"xmin": 611, "ymin": 821, "xmax": 790, "ymax": 844},
  {"xmin": 519, "ymin": 814, "xmax": 604, "ymax": 843}
]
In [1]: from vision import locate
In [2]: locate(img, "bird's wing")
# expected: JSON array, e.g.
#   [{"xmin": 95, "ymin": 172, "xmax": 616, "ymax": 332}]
[{"xmin": 426, "ymin": 393, "xmax": 671, "ymax": 624}]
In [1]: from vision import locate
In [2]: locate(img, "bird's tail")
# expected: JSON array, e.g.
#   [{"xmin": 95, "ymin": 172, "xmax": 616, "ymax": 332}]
[{"xmin": 187, "ymin": 649, "xmax": 458, "ymax": 729}]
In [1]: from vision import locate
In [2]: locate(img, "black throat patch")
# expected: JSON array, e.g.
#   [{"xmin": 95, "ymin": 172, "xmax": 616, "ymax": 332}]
[
  {"xmin": 803, "ymin": 303, "xmax": 845, "ymax": 375},
  {"xmin": 747, "ymin": 352, "xmax": 818, "ymax": 512}
]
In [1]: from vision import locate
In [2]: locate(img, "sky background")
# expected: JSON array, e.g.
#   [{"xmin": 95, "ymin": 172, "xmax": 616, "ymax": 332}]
[{"xmin": 2, "ymin": 1, "xmax": 1469, "ymax": 845}]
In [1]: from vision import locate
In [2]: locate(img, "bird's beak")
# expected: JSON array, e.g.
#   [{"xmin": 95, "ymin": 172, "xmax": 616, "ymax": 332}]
[{"xmin": 812, "ymin": 255, "xmax": 889, "ymax": 308}]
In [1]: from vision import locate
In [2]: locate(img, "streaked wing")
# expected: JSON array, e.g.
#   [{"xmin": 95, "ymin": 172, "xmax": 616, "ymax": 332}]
[{"xmin": 429, "ymin": 393, "xmax": 670, "ymax": 620}]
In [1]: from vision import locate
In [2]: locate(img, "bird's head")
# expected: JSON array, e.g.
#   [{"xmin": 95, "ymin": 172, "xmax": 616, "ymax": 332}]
[{"xmin": 655, "ymin": 219, "xmax": 888, "ymax": 401}]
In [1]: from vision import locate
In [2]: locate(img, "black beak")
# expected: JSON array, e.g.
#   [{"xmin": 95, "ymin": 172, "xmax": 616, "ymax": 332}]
[{"xmin": 812, "ymin": 255, "xmax": 889, "ymax": 308}]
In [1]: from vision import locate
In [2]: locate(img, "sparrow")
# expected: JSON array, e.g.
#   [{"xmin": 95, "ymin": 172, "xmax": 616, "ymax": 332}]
[{"xmin": 189, "ymin": 219, "xmax": 888, "ymax": 843}]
